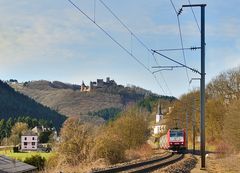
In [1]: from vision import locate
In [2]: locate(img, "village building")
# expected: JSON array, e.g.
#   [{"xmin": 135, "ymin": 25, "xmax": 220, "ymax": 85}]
[
  {"xmin": 32, "ymin": 126, "xmax": 55, "ymax": 135},
  {"xmin": 153, "ymin": 104, "xmax": 166, "ymax": 135},
  {"xmin": 21, "ymin": 132, "xmax": 38, "ymax": 151}
]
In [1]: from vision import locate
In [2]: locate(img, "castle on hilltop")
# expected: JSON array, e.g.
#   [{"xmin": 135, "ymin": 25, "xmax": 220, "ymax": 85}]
[{"xmin": 80, "ymin": 77, "xmax": 117, "ymax": 92}]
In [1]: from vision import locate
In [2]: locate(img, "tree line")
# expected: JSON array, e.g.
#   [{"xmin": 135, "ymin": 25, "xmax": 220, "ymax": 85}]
[
  {"xmin": 0, "ymin": 80, "xmax": 66, "ymax": 130},
  {"xmin": 0, "ymin": 116, "xmax": 52, "ymax": 141},
  {"xmin": 166, "ymin": 66, "xmax": 240, "ymax": 153},
  {"xmin": 88, "ymin": 107, "xmax": 122, "ymax": 120}
]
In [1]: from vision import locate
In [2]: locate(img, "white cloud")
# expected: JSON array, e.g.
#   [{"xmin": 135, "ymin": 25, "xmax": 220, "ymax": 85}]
[
  {"xmin": 207, "ymin": 18, "xmax": 240, "ymax": 39},
  {"xmin": 0, "ymin": 8, "xmax": 97, "ymax": 67}
]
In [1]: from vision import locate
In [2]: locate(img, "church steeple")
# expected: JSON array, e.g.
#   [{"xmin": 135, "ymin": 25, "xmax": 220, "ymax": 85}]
[{"xmin": 157, "ymin": 103, "xmax": 163, "ymax": 115}]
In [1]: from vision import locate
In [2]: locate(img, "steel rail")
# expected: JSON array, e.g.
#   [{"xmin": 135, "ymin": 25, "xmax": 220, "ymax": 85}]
[{"xmin": 91, "ymin": 153, "xmax": 184, "ymax": 173}]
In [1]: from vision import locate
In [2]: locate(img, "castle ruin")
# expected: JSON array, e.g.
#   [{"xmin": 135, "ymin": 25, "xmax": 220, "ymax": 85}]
[{"xmin": 80, "ymin": 77, "xmax": 117, "ymax": 92}]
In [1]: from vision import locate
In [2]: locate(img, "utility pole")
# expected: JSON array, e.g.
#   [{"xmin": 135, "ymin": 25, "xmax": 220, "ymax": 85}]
[
  {"xmin": 192, "ymin": 97, "xmax": 196, "ymax": 154},
  {"xmin": 182, "ymin": 4, "xmax": 206, "ymax": 169},
  {"xmin": 152, "ymin": 3, "xmax": 206, "ymax": 169},
  {"xmin": 186, "ymin": 112, "xmax": 188, "ymax": 149}
]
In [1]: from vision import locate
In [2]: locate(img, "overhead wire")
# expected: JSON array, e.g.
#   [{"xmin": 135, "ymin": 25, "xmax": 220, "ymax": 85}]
[
  {"xmin": 98, "ymin": 0, "xmax": 172, "ymax": 95},
  {"xmin": 67, "ymin": 0, "xmax": 151, "ymax": 73},
  {"xmin": 98, "ymin": 0, "xmax": 175, "ymax": 95},
  {"xmin": 187, "ymin": 0, "xmax": 201, "ymax": 33},
  {"xmin": 98, "ymin": 0, "xmax": 152, "ymax": 53},
  {"xmin": 67, "ymin": 0, "xmax": 167, "ymax": 94},
  {"xmin": 152, "ymin": 53, "xmax": 172, "ymax": 96},
  {"xmin": 177, "ymin": 16, "xmax": 190, "ymax": 83},
  {"xmin": 169, "ymin": 0, "xmax": 191, "ymax": 84},
  {"xmin": 94, "ymin": 0, "xmax": 96, "ymax": 22}
]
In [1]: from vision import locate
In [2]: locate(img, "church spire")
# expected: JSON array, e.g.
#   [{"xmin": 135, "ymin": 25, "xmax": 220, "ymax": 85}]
[{"xmin": 157, "ymin": 102, "xmax": 162, "ymax": 115}]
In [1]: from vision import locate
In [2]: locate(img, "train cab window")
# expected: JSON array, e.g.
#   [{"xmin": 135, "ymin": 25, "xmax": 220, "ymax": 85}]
[
  {"xmin": 170, "ymin": 131, "xmax": 177, "ymax": 137},
  {"xmin": 177, "ymin": 131, "xmax": 183, "ymax": 136}
]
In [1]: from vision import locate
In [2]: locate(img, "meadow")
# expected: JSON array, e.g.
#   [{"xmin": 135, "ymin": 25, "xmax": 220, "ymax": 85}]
[{"xmin": 0, "ymin": 148, "xmax": 52, "ymax": 161}]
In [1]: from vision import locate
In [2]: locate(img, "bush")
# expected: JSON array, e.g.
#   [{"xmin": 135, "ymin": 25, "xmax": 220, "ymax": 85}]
[
  {"xmin": 13, "ymin": 146, "xmax": 19, "ymax": 153},
  {"xmin": 111, "ymin": 107, "xmax": 150, "ymax": 149},
  {"xmin": 46, "ymin": 153, "xmax": 60, "ymax": 169},
  {"xmin": 24, "ymin": 155, "xmax": 46, "ymax": 170},
  {"xmin": 92, "ymin": 134, "xmax": 126, "ymax": 164},
  {"xmin": 56, "ymin": 118, "xmax": 94, "ymax": 166},
  {"xmin": 91, "ymin": 106, "xmax": 150, "ymax": 164}
]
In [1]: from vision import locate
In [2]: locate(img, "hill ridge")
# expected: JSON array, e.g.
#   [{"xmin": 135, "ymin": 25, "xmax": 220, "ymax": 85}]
[
  {"xmin": 8, "ymin": 79, "xmax": 159, "ymax": 117},
  {"xmin": 0, "ymin": 80, "xmax": 66, "ymax": 130}
]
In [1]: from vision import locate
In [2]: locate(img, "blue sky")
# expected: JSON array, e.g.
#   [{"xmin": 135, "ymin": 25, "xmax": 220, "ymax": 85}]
[{"xmin": 0, "ymin": 0, "xmax": 239, "ymax": 98}]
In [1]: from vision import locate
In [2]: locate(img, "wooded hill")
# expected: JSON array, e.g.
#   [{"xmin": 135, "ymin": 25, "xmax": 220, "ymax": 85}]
[
  {"xmin": 166, "ymin": 66, "xmax": 240, "ymax": 152},
  {"xmin": 9, "ymin": 80, "xmax": 172, "ymax": 118},
  {"xmin": 0, "ymin": 80, "xmax": 66, "ymax": 130}
]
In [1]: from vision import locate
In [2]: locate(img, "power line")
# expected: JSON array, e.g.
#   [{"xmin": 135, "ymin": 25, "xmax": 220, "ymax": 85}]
[
  {"xmin": 153, "ymin": 74, "xmax": 166, "ymax": 94},
  {"xmin": 169, "ymin": 0, "xmax": 178, "ymax": 14},
  {"xmin": 67, "ymin": 0, "xmax": 151, "ymax": 72},
  {"xmin": 94, "ymin": 0, "xmax": 96, "ymax": 22},
  {"xmin": 98, "ymin": 0, "xmax": 152, "ymax": 53},
  {"xmin": 67, "ymin": 0, "xmax": 167, "ymax": 94},
  {"xmin": 177, "ymin": 16, "xmax": 190, "ymax": 83},
  {"xmin": 169, "ymin": 0, "xmax": 191, "ymax": 84},
  {"xmin": 98, "ymin": 0, "xmax": 173, "ymax": 95},
  {"xmin": 187, "ymin": 0, "xmax": 201, "ymax": 32},
  {"xmin": 152, "ymin": 53, "xmax": 173, "ymax": 96}
]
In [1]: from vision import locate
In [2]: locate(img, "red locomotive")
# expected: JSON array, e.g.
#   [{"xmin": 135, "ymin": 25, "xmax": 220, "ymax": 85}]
[{"xmin": 159, "ymin": 128, "xmax": 186, "ymax": 151}]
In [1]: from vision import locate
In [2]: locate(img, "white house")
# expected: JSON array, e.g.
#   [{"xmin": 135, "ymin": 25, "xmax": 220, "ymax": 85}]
[{"xmin": 21, "ymin": 131, "xmax": 38, "ymax": 151}]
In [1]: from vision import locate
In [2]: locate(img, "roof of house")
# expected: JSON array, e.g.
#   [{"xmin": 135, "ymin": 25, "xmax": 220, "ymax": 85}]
[
  {"xmin": 0, "ymin": 155, "xmax": 37, "ymax": 173},
  {"xmin": 22, "ymin": 131, "xmax": 38, "ymax": 137}
]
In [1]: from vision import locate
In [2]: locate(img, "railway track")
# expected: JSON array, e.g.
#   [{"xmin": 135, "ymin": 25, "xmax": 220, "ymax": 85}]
[{"xmin": 91, "ymin": 152, "xmax": 184, "ymax": 173}]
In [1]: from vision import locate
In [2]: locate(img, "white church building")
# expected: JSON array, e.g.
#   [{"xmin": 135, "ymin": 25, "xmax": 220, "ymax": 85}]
[{"xmin": 153, "ymin": 104, "xmax": 166, "ymax": 135}]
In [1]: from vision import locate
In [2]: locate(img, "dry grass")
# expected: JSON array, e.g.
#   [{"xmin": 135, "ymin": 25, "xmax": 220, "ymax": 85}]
[
  {"xmin": 43, "ymin": 144, "xmax": 155, "ymax": 173},
  {"xmin": 191, "ymin": 153, "xmax": 240, "ymax": 173},
  {"xmin": 207, "ymin": 153, "xmax": 240, "ymax": 173},
  {"xmin": 125, "ymin": 144, "xmax": 154, "ymax": 161},
  {"xmin": 42, "ymin": 156, "xmax": 110, "ymax": 173},
  {"xmin": 13, "ymin": 86, "xmax": 123, "ymax": 117}
]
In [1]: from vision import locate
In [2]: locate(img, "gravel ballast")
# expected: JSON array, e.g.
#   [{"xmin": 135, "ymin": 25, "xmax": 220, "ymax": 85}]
[{"xmin": 154, "ymin": 154, "xmax": 197, "ymax": 173}]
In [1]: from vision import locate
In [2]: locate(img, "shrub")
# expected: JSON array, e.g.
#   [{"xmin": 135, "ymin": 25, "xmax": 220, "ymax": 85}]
[
  {"xmin": 111, "ymin": 107, "xmax": 150, "ymax": 149},
  {"xmin": 92, "ymin": 134, "xmax": 126, "ymax": 164},
  {"xmin": 45, "ymin": 153, "xmax": 60, "ymax": 169},
  {"xmin": 56, "ymin": 118, "xmax": 95, "ymax": 166},
  {"xmin": 24, "ymin": 155, "xmax": 46, "ymax": 170},
  {"xmin": 13, "ymin": 146, "xmax": 19, "ymax": 153}
]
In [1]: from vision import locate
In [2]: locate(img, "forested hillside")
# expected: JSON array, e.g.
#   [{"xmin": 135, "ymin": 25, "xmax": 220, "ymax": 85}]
[
  {"xmin": 0, "ymin": 80, "xmax": 66, "ymax": 130},
  {"xmin": 10, "ymin": 80, "xmax": 167, "ymax": 117},
  {"xmin": 166, "ymin": 67, "xmax": 240, "ymax": 152}
]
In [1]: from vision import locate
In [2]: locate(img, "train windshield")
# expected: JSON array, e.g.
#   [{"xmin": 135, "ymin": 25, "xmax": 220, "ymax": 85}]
[{"xmin": 170, "ymin": 131, "xmax": 183, "ymax": 137}]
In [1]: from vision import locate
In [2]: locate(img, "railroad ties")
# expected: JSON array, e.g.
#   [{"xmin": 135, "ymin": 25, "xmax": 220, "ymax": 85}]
[{"xmin": 91, "ymin": 152, "xmax": 184, "ymax": 173}]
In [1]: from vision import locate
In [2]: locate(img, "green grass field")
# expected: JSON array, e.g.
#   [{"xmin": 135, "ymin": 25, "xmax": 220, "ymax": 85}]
[{"xmin": 0, "ymin": 150, "xmax": 52, "ymax": 161}]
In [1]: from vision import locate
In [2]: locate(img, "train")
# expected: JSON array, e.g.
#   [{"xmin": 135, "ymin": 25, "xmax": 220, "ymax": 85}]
[{"xmin": 159, "ymin": 128, "xmax": 187, "ymax": 151}]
